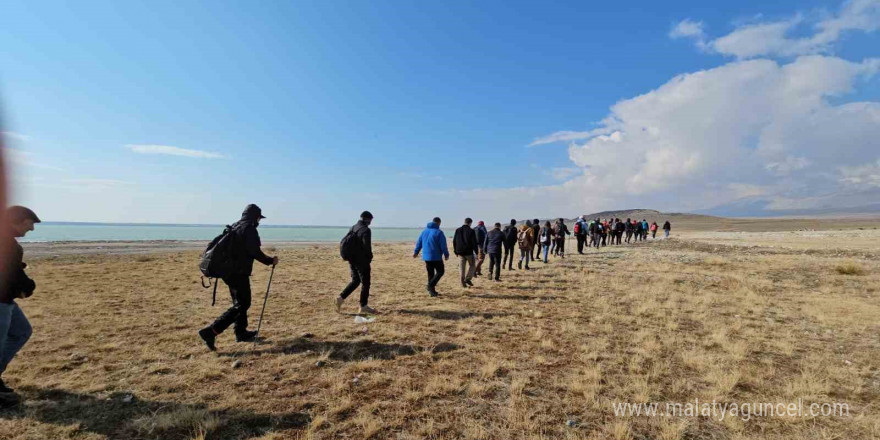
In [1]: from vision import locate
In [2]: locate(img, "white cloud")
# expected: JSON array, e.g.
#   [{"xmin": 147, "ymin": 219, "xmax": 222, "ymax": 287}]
[
  {"xmin": 703, "ymin": 0, "xmax": 880, "ymax": 58},
  {"xmin": 528, "ymin": 128, "xmax": 611, "ymax": 147},
  {"xmin": 839, "ymin": 159, "xmax": 880, "ymax": 187},
  {"xmin": 3, "ymin": 147, "xmax": 63, "ymax": 171},
  {"xmin": 670, "ymin": 19, "xmax": 706, "ymax": 40},
  {"xmin": 125, "ymin": 144, "xmax": 228, "ymax": 159},
  {"xmin": 529, "ymin": 54, "xmax": 880, "ymax": 214},
  {"xmin": 1, "ymin": 131, "xmax": 32, "ymax": 142},
  {"xmin": 548, "ymin": 167, "xmax": 581, "ymax": 181}
]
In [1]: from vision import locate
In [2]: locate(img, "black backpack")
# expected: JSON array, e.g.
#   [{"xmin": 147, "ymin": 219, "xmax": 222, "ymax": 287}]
[
  {"xmin": 339, "ymin": 228, "xmax": 363, "ymax": 261},
  {"xmin": 199, "ymin": 225, "xmax": 236, "ymax": 305}
]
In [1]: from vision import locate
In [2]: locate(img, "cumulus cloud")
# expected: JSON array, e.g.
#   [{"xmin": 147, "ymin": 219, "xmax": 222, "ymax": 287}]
[
  {"xmin": 701, "ymin": 0, "xmax": 880, "ymax": 58},
  {"xmin": 528, "ymin": 54, "xmax": 880, "ymax": 214},
  {"xmin": 125, "ymin": 144, "xmax": 228, "ymax": 159}
]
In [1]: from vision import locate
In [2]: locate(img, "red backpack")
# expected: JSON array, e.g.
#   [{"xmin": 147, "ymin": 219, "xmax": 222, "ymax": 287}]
[{"xmin": 573, "ymin": 222, "xmax": 581, "ymax": 234}]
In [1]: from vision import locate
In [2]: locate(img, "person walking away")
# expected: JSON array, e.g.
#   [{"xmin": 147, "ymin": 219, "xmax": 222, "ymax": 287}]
[
  {"xmin": 539, "ymin": 221, "xmax": 552, "ymax": 263},
  {"xmin": 414, "ymin": 217, "xmax": 449, "ymax": 297},
  {"xmin": 615, "ymin": 218, "xmax": 625, "ymax": 245},
  {"xmin": 602, "ymin": 219, "xmax": 610, "ymax": 246},
  {"xmin": 474, "ymin": 221, "xmax": 488, "ymax": 277},
  {"xmin": 635, "ymin": 220, "xmax": 644, "ymax": 242},
  {"xmin": 517, "ymin": 220, "xmax": 534, "ymax": 270},
  {"xmin": 531, "ymin": 219, "xmax": 541, "ymax": 261},
  {"xmin": 336, "ymin": 211, "xmax": 375, "ymax": 314},
  {"xmin": 625, "ymin": 218, "xmax": 633, "ymax": 243},
  {"xmin": 453, "ymin": 218, "xmax": 478, "ymax": 288},
  {"xmin": 502, "ymin": 219, "xmax": 518, "ymax": 271},
  {"xmin": 641, "ymin": 219, "xmax": 649, "ymax": 240},
  {"xmin": 650, "ymin": 221, "xmax": 658, "ymax": 239},
  {"xmin": 575, "ymin": 216, "xmax": 587, "ymax": 254},
  {"xmin": 200, "ymin": 204, "xmax": 279, "ymax": 352},
  {"xmin": 485, "ymin": 223, "xmax": 505, "ymax": 281},
  {"xmin": 554, "ymin": 218, "xmax": 570, "ymax": 257},
  {"xmin": 663, "ymin": 220, "xmax": 671, "ymax": 238},
  {"xmin": 0, "ymin": 206, "xmax": 39, "ymax": 398},
  {"xmin": 549, "ymin": 222, "xmax": 557, "ymax": 256}
]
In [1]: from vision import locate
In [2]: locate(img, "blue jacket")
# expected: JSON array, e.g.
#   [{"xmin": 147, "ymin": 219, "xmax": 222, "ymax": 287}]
[{"xmin": 414, "ymin": 222, "xmax": 449, "ymax": 261}]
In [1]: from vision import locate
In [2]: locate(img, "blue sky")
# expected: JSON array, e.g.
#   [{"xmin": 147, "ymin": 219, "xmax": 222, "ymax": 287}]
[{"xmin": 2, "ymin": 0, "xmax": 878, "ymax": 226}]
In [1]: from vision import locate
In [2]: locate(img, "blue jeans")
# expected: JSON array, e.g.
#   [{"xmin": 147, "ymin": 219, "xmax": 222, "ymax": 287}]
[
  {"xmin": 0, "ymin": 302, "xmax": 32, "ymax": 375},
  {"xmin": 542, "ymin": 244, "xmax": 549, "ymax": 263},
  {"xmin": 664, "ymin": 230, "xmax": 669, "ymax": 238}
]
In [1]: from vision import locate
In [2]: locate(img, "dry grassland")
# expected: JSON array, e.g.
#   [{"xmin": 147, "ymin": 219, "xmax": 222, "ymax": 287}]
[{"xmin": 1, "ymin": 228, "xmax": 878, "ymax": 439}]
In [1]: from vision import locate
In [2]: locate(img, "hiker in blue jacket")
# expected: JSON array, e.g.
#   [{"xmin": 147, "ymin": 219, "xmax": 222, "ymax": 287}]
[{"xmin": 413, "ymin": 217, "xmax": 449, "ymax": 297}]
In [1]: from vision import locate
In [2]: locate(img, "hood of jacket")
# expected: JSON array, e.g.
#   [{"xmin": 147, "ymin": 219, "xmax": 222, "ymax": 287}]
[{"xmin": 425, "ymin": 222, "xmax": 439, "ymax": 230}]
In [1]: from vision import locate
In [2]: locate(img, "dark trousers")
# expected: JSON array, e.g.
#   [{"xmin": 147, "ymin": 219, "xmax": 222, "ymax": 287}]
[
  {"xmin": 488, "ymin": 252, "xmax": 502, "ymax": 280},
  {"xmin": 592, "ymin": 233, "xmax": 600, "ymax": 248},
  {"xmin": 211, "ymin": 275, "xmax": 252, "ymax": 335},
  {"xmin": 625, "ymin": 231, "xmax": 632, "ymax": 242},
  {"xmin": 556, "ymin": 238, "xmax": 565, "ymax": 256},
  {"xmin": 615, "ymin": 232, "xmax": 622, "ymax": 245},
  {"xmin": 425, "ymin": 260, "xmax": 445, "ymax": 289},
  {"xmin": 503, "ymin": 243, "xmax": 515, "ymax": 269},
  {"xmin": 576, "ymin": 235, "xmax": 586, "ymax": 253},
  {"xmin": 340, "ymin": 260, "xmax": 371, "ymax": 307}
]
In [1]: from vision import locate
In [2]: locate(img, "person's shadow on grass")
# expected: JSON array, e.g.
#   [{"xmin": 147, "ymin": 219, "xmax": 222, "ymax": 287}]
[{"xmin": 0, "ymin": 387, "xmax": 310, "ymax": 439}]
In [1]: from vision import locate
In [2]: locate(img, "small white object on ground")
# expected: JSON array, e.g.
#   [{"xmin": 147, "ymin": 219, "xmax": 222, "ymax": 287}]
[
  {"xmin": 232, "ymin": 360, "xmax": 243, "ymax": 369},
  {"xmin": 354, "ymin": 316, "xmax": 375, "ymax": 323}
]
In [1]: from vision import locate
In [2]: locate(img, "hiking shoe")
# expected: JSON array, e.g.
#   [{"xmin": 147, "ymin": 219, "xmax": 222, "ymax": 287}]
[
  {"xmin": 465, "ymin": 279, "xmax": 474, "ymax": 287},
  {"xmin": 0, "ymin": 378, "xmax": 13, "ymax": 394},
  {"xmin": 493, "ymin": 278, "xmax": 501, "ymax": 282},
  {"xmin": 335, "ymin": 296, "xmax": 344, "ymax": 313},
  {"xmin": 517, "ymin": 261, "xmax": 522, "ymax": 269},
  {"xmin": 235, "ymin": 330, "xmax": 258, "ymax": 343},
  {"xmin": 429, "ymin": 291, "xmax": 439, "ymax": 297},
  {"xmin": 198, "ymin": 327, "xmax": 217, "ymax": 351},
  {"xmin": 358, "ymin": 305, "xmax": 378, "ymax": 315},
  {"xmin": 461, "ymin": 282, "xmax": 468, "ymax": 288}
]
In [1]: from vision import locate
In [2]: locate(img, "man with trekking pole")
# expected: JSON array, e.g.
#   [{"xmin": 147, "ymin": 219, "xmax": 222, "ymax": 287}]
[{"xmin": 199, "ymin": 204, "xmax": 278, "ymax": 352}]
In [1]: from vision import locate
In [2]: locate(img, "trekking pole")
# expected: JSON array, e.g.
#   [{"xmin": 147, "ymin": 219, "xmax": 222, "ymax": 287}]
[{"xmin": 253, "ymin": 265, "xmax": 275, "ymax": 348}]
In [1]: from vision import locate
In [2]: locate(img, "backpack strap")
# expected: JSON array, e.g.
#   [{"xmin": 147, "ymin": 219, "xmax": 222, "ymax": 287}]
[{"xmin": 201, "ymin": 276, "xmax": 219, "ymax": 306}]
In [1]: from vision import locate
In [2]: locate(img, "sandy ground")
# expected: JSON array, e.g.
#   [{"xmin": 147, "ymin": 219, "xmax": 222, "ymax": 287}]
[{"xmin": 0, "ymin": 220, "xmax": 878, "ymax": 439}]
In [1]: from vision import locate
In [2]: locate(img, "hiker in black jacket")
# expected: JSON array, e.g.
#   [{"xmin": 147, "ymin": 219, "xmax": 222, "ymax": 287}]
[
  {"xmin": 625, "ymin": 218, "xmax": 634, "ymax": 243},
  {"xmin": 485, "ymin": 223, "xmax": 505, "ymax": 281},
  {"xmin": 502, "ymin": 219, "xmax": 517, "ymax": 271},
  {"xmin": 554, "ymin": 219, "xmax": 570, "ymax": 257},
  {"xmin": 199, "ymin": 204, "xmax": 279, "ymax": 352},
  {"xmin": 531, "ymin": 219, "xmax": 541, "ymax": 260},
  {"xmin": 0, "ymin": 206, "xmax": 39, "ymax": 397},
  {"xmin": 336, "ymin": 211, "xmax": 375, "ymax": 314},
  {"xmin": 474, "ymin": 221, "xmax": 487, "ymax": 277},
  {"xmin": 453, "ymin": 218, "xmax": 478, "ymax": 288}
]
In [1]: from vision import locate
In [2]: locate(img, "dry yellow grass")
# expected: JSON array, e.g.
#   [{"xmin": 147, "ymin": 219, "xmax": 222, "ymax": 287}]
[{"xmin": 0, "ymin": 227, "xmax": 878, "ymax": 439}]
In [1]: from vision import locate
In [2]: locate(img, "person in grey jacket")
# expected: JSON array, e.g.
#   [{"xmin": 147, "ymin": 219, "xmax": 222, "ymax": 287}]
[{"xmin": 473, "ymin": 221, "xmax": 488, "ymax": 277}]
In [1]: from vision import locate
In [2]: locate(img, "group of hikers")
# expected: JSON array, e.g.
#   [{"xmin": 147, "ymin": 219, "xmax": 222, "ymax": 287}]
[
  {"xmin": 573, "ymin": 216, "xmax": 671, "ymax": 253},
  {"xmin": 0, "ymin": 204, "xmax": 674, "ymax": 400}
]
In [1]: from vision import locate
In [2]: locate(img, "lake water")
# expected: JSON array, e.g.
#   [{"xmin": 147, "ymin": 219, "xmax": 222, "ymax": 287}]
[{"xmin": 21, "ymin": 222, "xmax": 424, "ymax": 243}]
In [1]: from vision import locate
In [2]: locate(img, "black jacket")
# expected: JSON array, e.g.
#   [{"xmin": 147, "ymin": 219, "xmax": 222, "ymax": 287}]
[
  {"xmin": 502, "ymin": 225, "xmax": 518, "ymax": 246},
  {"xmin": 453, "ymin": 225, "xmax": 478, "ymax": 256},
  {"xmin": 231, "ymin": 209, "xmax": 274, "ymax": 277},
  {"xmin": 663, "ymin": 221, "xmax": 671, "ymax": 231},
  {"xmin": 349, "ymin": 220, "xmax": 373, "ymax": 262},
  {"xmin": 485, "ymin": 229, "xmax": 505, "ymax": 254},
  {"xmin": 554, "ymin": 223, "xmax": 570, "ymax": 238},
  {"xmin": 1, "ymin": 237, "xmax": 35, "ymax": 304},
  {"xmin": 474, "ymin": 225, "xmax": 487, "ymax": 251}
]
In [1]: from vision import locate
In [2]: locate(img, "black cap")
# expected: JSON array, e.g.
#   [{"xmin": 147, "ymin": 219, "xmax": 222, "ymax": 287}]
[
  {"xmin": 243, "ymin": 204, "xmax": 266, "ymax": 220},
  {"xmin": 7, "ymin": 206, "xmax": 40, "ymax": 223},
  {"xmin": 360, "ymin": 211, "xmax": 373, "ymax": 220}
]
